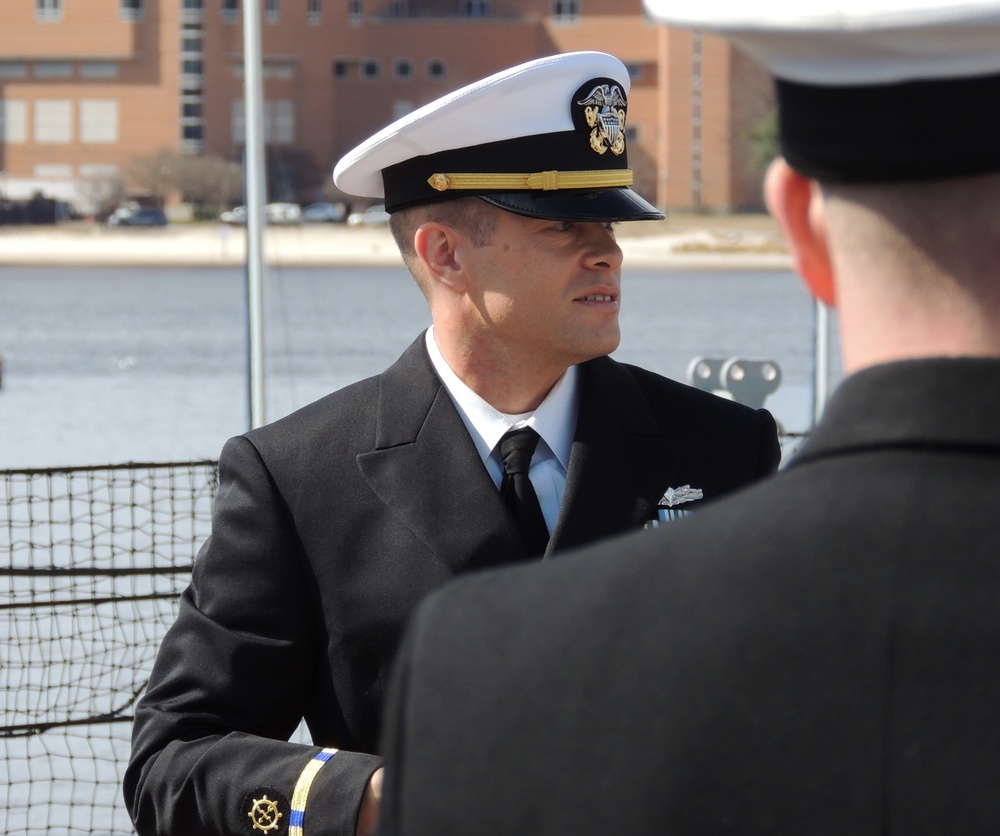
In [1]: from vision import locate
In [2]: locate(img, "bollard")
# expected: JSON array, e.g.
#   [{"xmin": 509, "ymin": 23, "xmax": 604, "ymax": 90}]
[{"xmin": 687, "ymin": 356, "xmax": 781, "ymax": 409}]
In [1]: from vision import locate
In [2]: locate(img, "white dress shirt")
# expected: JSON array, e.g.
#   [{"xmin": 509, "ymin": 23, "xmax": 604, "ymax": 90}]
[{"xmin": 424, "ymin": 328, "xmax": 579, "ymax": 535}]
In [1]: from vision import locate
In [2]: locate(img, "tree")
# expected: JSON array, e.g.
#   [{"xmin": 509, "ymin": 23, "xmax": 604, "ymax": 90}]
[
  {"xmin": 125, "ymin": 150, "xmax": 243, "ymax": 216},
  {"xmin": 745, "ymin": 110, "xmax": 780, "ymax": 177}
]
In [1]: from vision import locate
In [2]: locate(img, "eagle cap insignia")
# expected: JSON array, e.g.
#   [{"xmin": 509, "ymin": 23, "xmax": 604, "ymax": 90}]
[
  {"xmin": 659, "ymin": 485, "xmax": 704, "ymax": 508},
  {"xmin": 573, "ymin": 78, "xmax": 627, "ymax": 156}
]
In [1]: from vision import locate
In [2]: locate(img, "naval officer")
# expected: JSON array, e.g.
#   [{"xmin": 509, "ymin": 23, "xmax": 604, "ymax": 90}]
[
  {"xmin": 376, "ymin": 4, "xmax": 1000, "ymax": 834},
  {"xmin": 124, "ymin": 50, "xmax": 780, "ymax": 836}
]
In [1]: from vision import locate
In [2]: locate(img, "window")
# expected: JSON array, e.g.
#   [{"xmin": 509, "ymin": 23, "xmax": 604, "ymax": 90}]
[
  {"xmin": 34, "ymin": 61, "xmax": 73, "ymax": 79},
  {"xmin": 265, "ymin": 0, "xmax": 278, "ymax": 22},
  {"xmin": 0, "ymin": 101, "xmax": 28, "ymax": 143},
  {"xmin": 552, "ymin": 0, "xmax": 579, "ymax": 21},
  {"xmin": 393, "ymin": 59, "xmax": 413, "ymax": 81},
  {"xmin": 182, "ymin": 102, "xmax": 202, "ymax": 118},
  {"xmin": 231, "ymin": 99, "xmax": 295, "ymax": 143},
  {"xmin": 308, "ymin": 0, "xmax": 321, "ymax": 23},
  {"xmin": 182, "ymin": 35, "xmax": 203, "ymax": 52},
  {"xmin": 183, "ymin": 124, "xmax": 204, "ymax": 140},
  {"xmin": 222, "ymin": 0, "xmax": 239, "ymax": 21},
  {"xmin": 36, "ymin": 0, "xmax": 62, "ymax": 22},
  {"xmin": 426, "ymin": 59, "xmax": 446, "ymax": 80},
  {"xmin": 79, "ymin": 163, "xmax": 119, "ymax": 178},
  {"xmin": 333, "ymin": 61, "xmax": 349, "ymax": 79},
  {"xmin": 34, "ymin": 163, "xmax": 72, "ymax": 178},
  {"xmin": 182, "ymin": 0, "xmax": 204, "ymax": 20},
  {"xmin": 625, "ymin": 63, "xmax": 644, "ymax": 82},
  {"xmin": 35, "ymin": 100, "xmax": 73, "ymax": 143},
  {"xmin": 349, "ymin": 0, "xmax": 362, "ymax": 24},
  {"xmin": 0, "ymin": 62, "xmax": 28, "ymax": 80},
  {"xmin": 361, "ymin": 60, "xmax": 380, "ymax": 80},
  {"xmin": 80, "ymin": 100, "xmax": 119, "ymax": 143},
  {"xmin": 121, "ymin": 0, "xmax": 143, "ymax": 21},
  {"xmin": 460, "ymin": 0, "xmax": 488, "ymax": 16},
  {"xmin": 80, "ymin": 61, "xmax": 119, "ymax": 79},
  {"xmin": 271, "ymin": 99, "xmax": 294, "ymax": 143},
  {"xmin": 183, "ymin": 59, "xmax": 204, "ymax": 75}
]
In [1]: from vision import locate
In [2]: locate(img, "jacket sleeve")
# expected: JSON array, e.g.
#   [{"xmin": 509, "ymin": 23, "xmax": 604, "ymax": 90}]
[{"xmin": 124, "ymin": 435, "xmax": 381, "ymax": 836}]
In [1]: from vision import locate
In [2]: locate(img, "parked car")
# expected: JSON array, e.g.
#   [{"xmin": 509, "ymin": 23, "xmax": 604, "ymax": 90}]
[
  {"xmin": 220, "ymin": 205, "xmax": 247, "ymax": 224},
  {"xmin": 220, "ymin": 203, "xmax": 303, "ymax": 225},
  {"xmin": 347, "ymin": 204, "xmax": 390, "ymax": 226},
  {"xmin": 301, "ymin": 202, "xmax": 347, "ymax": 223},
  {"xmin": 266, "ymin": 202, "xmax": 302, "ymax": 225},
  {"xmin": 108, "ymin": 205, "xmax": 168, "ymax": 227}
]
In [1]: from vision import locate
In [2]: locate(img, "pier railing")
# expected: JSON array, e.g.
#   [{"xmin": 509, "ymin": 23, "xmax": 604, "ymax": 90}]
[{"xmin": 1, "ymin": 461, "xmax": 218, "ymax": 835}]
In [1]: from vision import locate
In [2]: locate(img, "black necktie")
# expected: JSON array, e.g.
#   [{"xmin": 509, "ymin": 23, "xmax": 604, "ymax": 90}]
[{"xmin": 499, "ymin": 428, "xmax": 550, "ymax": 557}]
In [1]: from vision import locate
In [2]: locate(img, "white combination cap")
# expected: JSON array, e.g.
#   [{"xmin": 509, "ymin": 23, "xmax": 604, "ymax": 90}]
[
  {"xmin": 333, "ymin": 51, "xmax": 663, "ymax": 221},
  {"xmin": 643, "ymin": 0, "xmax": 1000, "ymax": 182}
]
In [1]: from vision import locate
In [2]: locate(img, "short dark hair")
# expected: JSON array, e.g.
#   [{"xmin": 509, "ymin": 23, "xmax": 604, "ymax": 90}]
[{"xmin": 389, "ymin": 197, "xmax": 499, "ymax": 268}]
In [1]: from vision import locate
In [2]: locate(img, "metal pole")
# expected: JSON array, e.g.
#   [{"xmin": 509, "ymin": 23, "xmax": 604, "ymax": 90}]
[
  {"xmin": 244, "ymin": 0, "xmax": 268, "ymax": 429},
  {"xmin": 812, "ymin": 298, "xmax": 831, "ymax": 427}
]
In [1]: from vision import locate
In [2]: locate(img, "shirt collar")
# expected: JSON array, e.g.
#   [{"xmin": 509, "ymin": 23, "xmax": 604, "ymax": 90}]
[{"xmin": 425, "ymin": 327, "xmax": 578, "ymax": 470}]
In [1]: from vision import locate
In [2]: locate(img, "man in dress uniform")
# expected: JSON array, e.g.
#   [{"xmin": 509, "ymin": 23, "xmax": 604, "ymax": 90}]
[
  {"xmin": 376, "ymin": 4, "xmax": 1000, "ymax": 834},
  {"xmin": 124, "ymin": 51, "xmax": 779, "ymax": 836}
]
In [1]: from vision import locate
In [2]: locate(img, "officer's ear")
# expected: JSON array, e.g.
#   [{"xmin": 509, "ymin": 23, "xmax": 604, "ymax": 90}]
[
  {"xmin": 413, "ymin": 222, "xmax": 468, "ymax": 293},
  {"xmin": 765, "ymin": 158, "xmax": 836, "ymax": 307}
]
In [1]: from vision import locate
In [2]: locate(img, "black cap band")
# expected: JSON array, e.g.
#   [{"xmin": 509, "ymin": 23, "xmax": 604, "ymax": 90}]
[
  {"xmin": 381, "ymin": 131, "xmax": 629, "ymax": 212},
  {"xmin": 778, "ymin": 70, "xmax": 1000, "ymax": 183}
]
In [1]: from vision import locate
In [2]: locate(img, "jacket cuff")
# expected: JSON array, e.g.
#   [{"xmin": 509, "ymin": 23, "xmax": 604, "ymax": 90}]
[{"xmin": 291, "ymin": 749, "xmax": 382, "ymax": 836}]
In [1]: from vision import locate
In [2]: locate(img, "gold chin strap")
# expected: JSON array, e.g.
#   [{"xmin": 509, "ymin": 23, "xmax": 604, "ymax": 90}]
[{"xmin": 427, "ymin": 169, "xmax": 633, "ymax": 192}]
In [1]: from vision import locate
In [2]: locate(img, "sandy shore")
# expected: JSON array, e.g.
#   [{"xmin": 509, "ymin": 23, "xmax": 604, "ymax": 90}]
[{"xmin": 0, "ymin": 216, "xmax": 792, "ymax": 270}]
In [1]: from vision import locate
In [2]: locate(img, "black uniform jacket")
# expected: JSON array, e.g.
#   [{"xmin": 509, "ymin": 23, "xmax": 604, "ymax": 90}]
[
  {"xmin": 379, "ymin": 357, "xmax": 1000, "ymax": 836},
  {"xmin": 124, "ymin": 333, "xmax": 779, "ymax": 836}
]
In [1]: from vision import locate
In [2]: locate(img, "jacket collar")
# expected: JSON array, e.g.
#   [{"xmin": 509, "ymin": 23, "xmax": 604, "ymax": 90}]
[
  {"xmin": 791, "ymin": 357, "xmax": 1000, "ymax": 469},
  {"xmin": 357, "ymin": 338, "xmax": 673, "ymax": 571}
]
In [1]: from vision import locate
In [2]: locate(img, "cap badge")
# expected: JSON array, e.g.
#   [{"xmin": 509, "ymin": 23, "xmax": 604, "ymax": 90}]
[{"xmin": 576, "ymin": 82, "xmax": 627, "ymax": 156}]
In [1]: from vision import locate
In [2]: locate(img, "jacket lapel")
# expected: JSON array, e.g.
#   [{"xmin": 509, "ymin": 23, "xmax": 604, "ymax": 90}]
[
  {"xmin": 549, "ymin": 357, "xmax": 678, "ymax": 553},
  {"xmin": 356, "ymin": 336, "xmax": 526, "ymax": 574}
]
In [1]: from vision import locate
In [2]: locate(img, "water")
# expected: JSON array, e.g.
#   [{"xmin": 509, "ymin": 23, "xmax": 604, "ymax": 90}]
[{"xmin": 0, "ymin": 264, "xmax": 841, "ymax": 470}]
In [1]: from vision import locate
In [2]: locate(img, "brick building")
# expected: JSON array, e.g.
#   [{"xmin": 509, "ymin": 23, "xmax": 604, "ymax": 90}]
[{"xmin": 0, "ymin": 0, "xmax": 773, "ymax": 214}]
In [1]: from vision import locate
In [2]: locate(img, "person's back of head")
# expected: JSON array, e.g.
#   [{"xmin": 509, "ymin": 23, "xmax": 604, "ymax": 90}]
[{"xmin": 644, "ymin": 0, "xmax": 1000, "ymax": 371}]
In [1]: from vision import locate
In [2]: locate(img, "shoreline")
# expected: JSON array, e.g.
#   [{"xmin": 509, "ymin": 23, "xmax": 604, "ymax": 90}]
[{"xmin": 0, "ymin": 217, "xmax": 792, "ymax": 271}]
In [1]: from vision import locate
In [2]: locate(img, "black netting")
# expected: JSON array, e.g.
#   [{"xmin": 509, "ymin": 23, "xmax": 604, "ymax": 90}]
[{"xmin": 1, "ymin": 461, "xmax": 217, "ymax": 834}]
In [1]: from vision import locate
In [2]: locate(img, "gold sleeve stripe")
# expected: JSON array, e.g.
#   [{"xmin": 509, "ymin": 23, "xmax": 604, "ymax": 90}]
[
  {"xmin": 288, "ymin": 747, "xmax": 339, "ymax": 836},
  {"xmin": 426, "ymin": 169, "xmax": 633, "ymax": 192}
]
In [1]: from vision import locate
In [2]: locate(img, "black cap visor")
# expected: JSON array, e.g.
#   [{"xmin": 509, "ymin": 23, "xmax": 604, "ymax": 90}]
[{"xmin": 481, "ymin": 188, "xmax": 663, "ymax": 222}]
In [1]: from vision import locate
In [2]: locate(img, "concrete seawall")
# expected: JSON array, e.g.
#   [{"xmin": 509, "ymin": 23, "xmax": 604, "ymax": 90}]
[{"xmin": 0, "ymin": 219, "xmax": 792, "ymax": 270}]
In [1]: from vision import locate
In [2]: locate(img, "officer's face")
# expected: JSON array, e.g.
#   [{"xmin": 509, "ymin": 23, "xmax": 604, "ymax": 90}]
[{"xmin": 463, "ymin": 208, "xmax": 624, "ymax": 373}]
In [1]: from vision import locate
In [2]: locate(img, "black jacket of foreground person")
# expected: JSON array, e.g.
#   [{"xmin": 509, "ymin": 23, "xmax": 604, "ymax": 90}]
[
  {"xmin": 379, "ymin": 358, "xmax": 1000, "ymax": 835},
  {"xmin": 124, "ymin": 335, "xmax": 778, "ymax": 836}
]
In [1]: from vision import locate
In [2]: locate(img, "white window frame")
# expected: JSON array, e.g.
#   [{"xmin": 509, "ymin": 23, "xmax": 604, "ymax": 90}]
[
  {"xmin": 393, "ymin": 59, "xmax": 414, "ymax": 82},
  {"xmin": 36, "ymin": 0, "xmax": 62, "ymax": 23},
  {"xmin": 80, "ymin": 100, "xmax": 119, "ymax": 144},
  {"xmin": 120, "ymin": 0, "xmax": 144, "ymax": 22},
  {"xmin": 0, "ymin": 101, "xmax": 29, "ymax": 144},
  {"xmin": 35, "ymin": 99, "xmax": 73, "ymax": 144}
]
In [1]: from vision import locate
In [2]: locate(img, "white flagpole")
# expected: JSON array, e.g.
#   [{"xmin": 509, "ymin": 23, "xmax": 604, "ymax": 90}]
[{"xmin": 244, "ymin": 0, "xmax": 268, "ymax": 429}]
